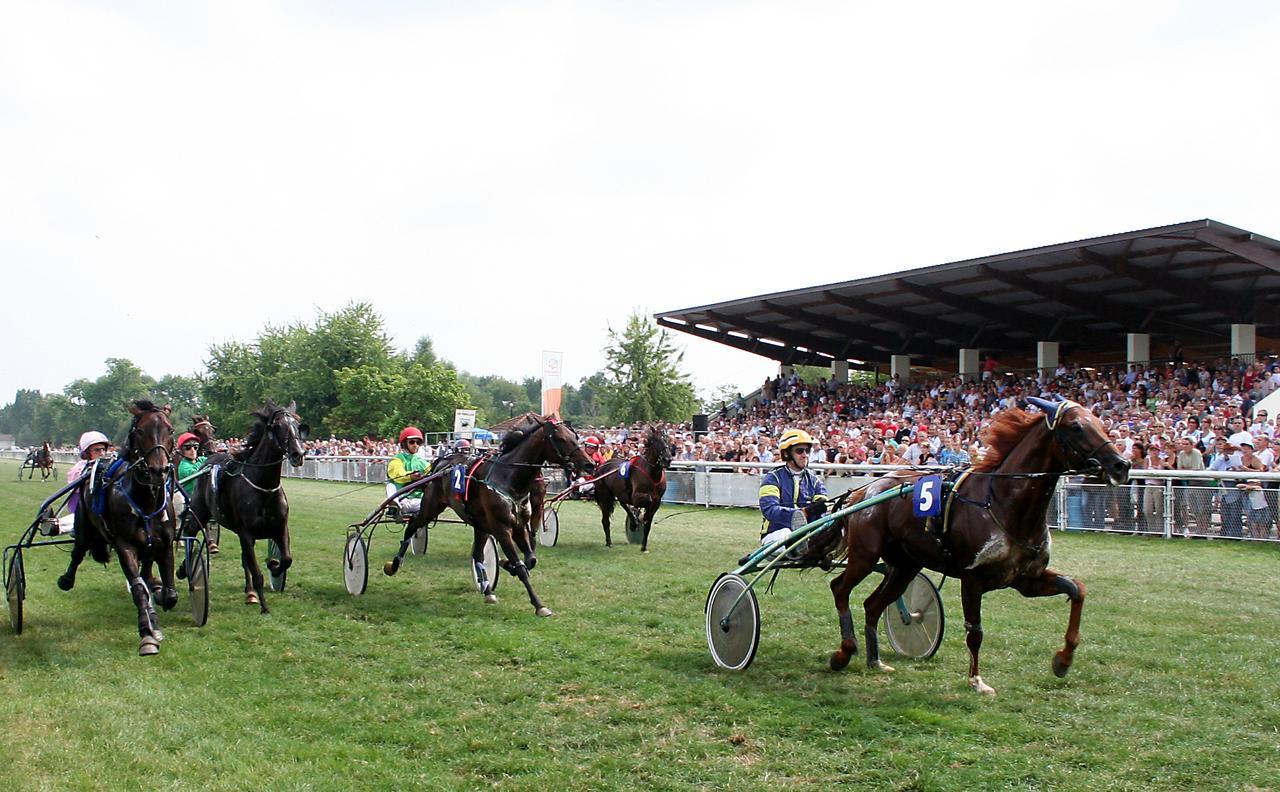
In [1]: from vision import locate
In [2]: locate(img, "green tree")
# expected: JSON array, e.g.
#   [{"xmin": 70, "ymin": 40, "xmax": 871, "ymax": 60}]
[
  {"xmin": 65, "ymin": 358, "xmax": 157, "ymax": 445},
  {"xmin": 600, "ymin": 312, "xmax": 698, "ymax": 424}
]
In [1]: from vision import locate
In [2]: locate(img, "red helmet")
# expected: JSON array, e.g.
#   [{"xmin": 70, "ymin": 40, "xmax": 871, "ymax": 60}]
[
  {"xmin": 398, "ymin": 426, "xmax": 425, "ymax": 445},
  {"xmin": 176, "ymin": 432, "xmax": 201, "ymax": 449},
  {"xmin": 584, "ymin": 436, "xmax": 601, "ymax": 448}
]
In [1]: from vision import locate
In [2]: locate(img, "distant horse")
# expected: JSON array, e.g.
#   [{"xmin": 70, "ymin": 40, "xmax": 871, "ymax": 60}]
[
  {"xmin": 188, "ymin": 400, "xmax": 308, "ymax": 613},
  {"xmin": 391, "ymin": 414, "xmax": 593, "ymax": 616},
  {"xmin": 19, "ymin": 442, "xmax": 56, "ymax": 480},
  {"xmin": 591, "ymin": 425, "xmax": 672, "ymax": 552},
  {"xmin": 58, "ymin": 401, "xmax": 177, "ymax": 656},
  {"xmin": 819, "ymin": 396, "xmax": 1130, "ymax": 694},
  {"xmin": 188, "ymin": 415, "xmax": 218, "ymax": 455}
]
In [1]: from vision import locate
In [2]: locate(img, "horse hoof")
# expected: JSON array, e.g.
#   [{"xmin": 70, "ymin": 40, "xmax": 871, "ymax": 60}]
[
  {"xmin": 1052, "ymin": 652, "xmax": 1072, "ymax": 678},
  {"xmin": 969, "ymin": 675, "xmax": 997, "ymax": 695},
  {"xmin": 869, "ymin": 660, "xmax": 895, "ymax": 673},
  {"xmin": 57, "ymin": 575, "xmax": 74, "ymax": 592},
  {"xmin": 535, "ymin": 607, "xmax": 553, "ymax": 617},
  {"xmin": 641, "ymin": 548, "xmax": 649, "ymax": 554},
  {"xmin": 245, "ymin": 591, "xmax": 260, "ymax": 605},
  {"xmin": 829, "ymin": 651, "xmax": 850, "ymax": 671},
  {"xmin": 383, "ymin": 559, "xmax": 399, "ymax": 577},
  {"xmin": 152, "ymin": 628, "xmax": 165, "ymax": 643},
  {"xmin": 139, "ymin": 636, "xmax": 160, "ymax": 656},
  {"xmin": 484, "ymin": 593, "xmax": 498, "ymax": 604},
  {"xmin": 525, "ymin": 556, "xmax": 537, "ymax": 571},
  {"xmin": 207, "ymin": 543, "xmax": 219, "ymax": 555}
]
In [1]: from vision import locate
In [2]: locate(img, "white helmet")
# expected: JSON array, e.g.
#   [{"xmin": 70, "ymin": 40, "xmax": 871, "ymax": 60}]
[{"xmin": 78, "ymin": 431, "xmax": 110, "ymax": 457}]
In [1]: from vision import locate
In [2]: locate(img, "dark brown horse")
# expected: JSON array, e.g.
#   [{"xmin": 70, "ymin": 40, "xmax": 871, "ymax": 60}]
[
  {"xmin": 392, "ymin": 414, "xmax": 593, "ymax": 616},
  {"xmin": 821, "ymin": 396, "xmax": 1130, "ymax": 694},
  {"xmin": 188, "ymin": 415, "xmax": 218, "ymax": 455},
  {"xmin": 19, "ymin": 442, "xmax": 56, "ymax": 480},
  {"xmin": 187, "ymin": 400, "xmax": 308, "ymax": 613},
  {"xmin": 58, "ymin": 401, "xmax": 178, "ymax": 655},
  {"xmin": 591, "ymin": 425, "xmax": 671, "ymax": 552}
]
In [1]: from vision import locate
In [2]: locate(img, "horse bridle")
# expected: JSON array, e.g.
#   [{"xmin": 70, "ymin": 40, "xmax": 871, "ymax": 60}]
[
  {"xmin": 125, "ymin": 411, "xmax": 175, "ymax": 488},
  {"xmin": 1041, "ymin": 399, "xmax": 1114, "ymax": 474}
]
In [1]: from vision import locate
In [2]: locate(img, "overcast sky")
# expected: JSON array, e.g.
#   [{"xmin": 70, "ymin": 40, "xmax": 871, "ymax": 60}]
[{"xmin": 4, "ymin": 1, "xmax": 1278, "ymax": 406}]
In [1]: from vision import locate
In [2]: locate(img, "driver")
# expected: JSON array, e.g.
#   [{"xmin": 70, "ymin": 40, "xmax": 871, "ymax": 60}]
[
  {"xmin": 387, "ymin": 426, "xmax": 430, "ymax": 515},
  {"xmin": 758, "ymin": 428, "xmax": 828, "ymax": 548},
  {"xmin": 55, "ymin": 431, "xmax": 112, "ymax": 535},
  {"xmin": 175, "ymin": 432, "xmax": 217, "ymax": 553},
  {"xmin": 575, "ymin": 436, "xmax": 606, "ymax": 497}
]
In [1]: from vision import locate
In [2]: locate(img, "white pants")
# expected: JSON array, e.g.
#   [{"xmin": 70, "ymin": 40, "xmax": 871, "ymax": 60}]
[{"xmin": 761, "ymin": 527, "xmax": 792, "ymax": 547}]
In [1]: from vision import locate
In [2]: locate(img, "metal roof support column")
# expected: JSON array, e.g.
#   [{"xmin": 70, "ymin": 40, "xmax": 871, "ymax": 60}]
[
  {"xmin": 959, "ymin": 348, "xmax": 979, "ymax": 382},
  {"xmin": 891, "ymin": 354, "xmax": 912, "ymax": 384},
  {"xmin": 1037, "ymin": 341, "xmax": 1059, "ymax": 380},
  {"xmin": 830, "ymin": 360, "xmax": 849, "ymax": 383},
  {"xmin": 1231, "ymin": 324, "xmax": 1256, "ymax": 358},
  {"xmin": 1127, "ymin": 333, "xmax": 1150, "ymax": 367}
]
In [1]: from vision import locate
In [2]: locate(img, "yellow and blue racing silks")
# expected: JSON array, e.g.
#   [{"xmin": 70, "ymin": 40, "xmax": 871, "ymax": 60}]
[{"xmin": 758, "ymin": 465, "xmax": 827, "ymax": 538}]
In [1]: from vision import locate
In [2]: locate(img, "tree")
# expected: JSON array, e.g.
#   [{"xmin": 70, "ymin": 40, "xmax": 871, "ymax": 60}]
[
  {"xmin": 65, "ymin": 358, "xmax": 157, "ymax": 445},
  {"xmin": 600, "ymin": 312, "xmax": 698, "ymax": 424}
]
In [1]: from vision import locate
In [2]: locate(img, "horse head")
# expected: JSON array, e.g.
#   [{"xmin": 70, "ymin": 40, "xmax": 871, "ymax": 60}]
[
  {"xmin": 539, "ymin": 417, "xmax": 594, "ymax": 477},
  {"xmin": 126, "ymin": 400, "xmax": 174, "ymax": 484},
  {"xmin": 1026, "ymin": 395, "xmax": 1130, "ymax": 485},
  {"xmin": 189, "ymin": 414, "xmax": 218, "ymax": 454},
  {"xmin": 253, "ymin": 399, "xmax": 309, "ymax": 467},
  {"xmin": 645, "ymin": 425, "xmax": 672, "ymax": 470}
]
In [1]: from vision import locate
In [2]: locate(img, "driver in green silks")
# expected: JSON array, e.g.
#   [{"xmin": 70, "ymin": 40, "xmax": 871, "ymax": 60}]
[
  {"xmin": 387, "ymin": 426, "xmax": 430, "ymax": 516},
  {"xmin": 176, "ymin": 431, "xmax": 216, "ymax": 554}
]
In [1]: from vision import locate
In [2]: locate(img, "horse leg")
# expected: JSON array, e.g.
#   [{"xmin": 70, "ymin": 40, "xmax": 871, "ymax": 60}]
[
  {"xmin": 267, "ymin": 528, "xmax": 293, "ymax": 578},
  {"xmin": 960, "ymin": 577, "xmax": 995, "ymax": 694},
  {"xmin": 598, "ymin": 493, "xmax": 615, "ymax": 547},
  {"xmin": 494, "ymin": 524, "xmax": 552, "ymax": 617},
  {"xmin": 57, "ymin": 516, "xmax": 91, "ymax": 591},
  {"xmin": 512, "ymin": 510, "xmax": 537, "ymax": 571},
  {"xmin": 829, "ymin": 554, "xmax": 877, "ymax": 671},
  {"xmin": 387, "ymin": 494, "xmax": 442, "ymax": 576},
  {"xmin": 239, "ymin": 536, "xmax": 269, "ymax": 613},
  {"xmin": 471, "ymin": 530, "xmax": 498, "ymax": 603},
  {"xmin": 860, "ymin": 563, "xmax": 924, "ymax": 673},
  {"xmin": 117, "ymin": 545, "xmax": 162, "ymax": 655},
  {"xmin": 640, "ymin": 501, "xmax": 658, "ymax": 553},
  {"xmin": 1012, "ymin": 568, "xmax": 1087, "ymax": 679},
  {"xmin": 153, "ymin": 530, "xmax": 179, "ymax": 613}
]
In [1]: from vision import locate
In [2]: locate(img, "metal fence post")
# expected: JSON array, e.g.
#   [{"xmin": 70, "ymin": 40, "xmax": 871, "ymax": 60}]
[
  {"xmin": 1056, "ymin": 480, "xmax": 1067, "ymax": 530},
  {"xmin": 1163, "ymin": 479, "xmax": 1174, "ymax": 539}
]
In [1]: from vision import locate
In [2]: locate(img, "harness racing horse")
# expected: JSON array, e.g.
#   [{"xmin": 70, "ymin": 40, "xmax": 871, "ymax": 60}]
[
  {"xmin": 57, "ymin": 401, "xmax": 178, "ymax": 656},
  {"xmin": 187, "ymin": 400, "xmax": 308, "ymax": 613},
  {"xmin": 392, "ymin": 414, "xmax": 593, "ymax": 616},
  {"xmin": 819, "ymin": 396, "xmax": 1130, "ymax": 694},
  {"xmin": 188, "ymin": 415, "xmax": 218, "ymax": 455},
  {"xmin": 591, "ymin": 425, "xmax": 672, "ymax": 552},
  {"xmin": 20, "ymin": 442, "xmax": 56, "ymax": 480}
]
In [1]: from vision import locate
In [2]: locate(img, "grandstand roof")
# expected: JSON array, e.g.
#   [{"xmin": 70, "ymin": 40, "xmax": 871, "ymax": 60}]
[{"xmin": 656, "ymin": 219, "xmax": 1280, "ymax": 369}]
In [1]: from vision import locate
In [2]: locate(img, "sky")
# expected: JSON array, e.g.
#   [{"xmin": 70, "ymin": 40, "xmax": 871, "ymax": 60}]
[{"xmin": 4, "ymin": 1, "xmax": 1279, "ymax": 406}]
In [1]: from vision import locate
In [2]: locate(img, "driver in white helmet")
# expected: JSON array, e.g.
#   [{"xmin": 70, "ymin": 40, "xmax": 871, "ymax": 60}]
[{"xmin": 53, "ymin": 431, "xmax": 112, "ymax": 535}]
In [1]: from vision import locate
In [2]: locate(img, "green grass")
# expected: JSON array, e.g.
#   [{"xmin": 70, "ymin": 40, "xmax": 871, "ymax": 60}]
[{"xmin": 0, "ymin": 459, "xmax": 1277, "ymax": 790}]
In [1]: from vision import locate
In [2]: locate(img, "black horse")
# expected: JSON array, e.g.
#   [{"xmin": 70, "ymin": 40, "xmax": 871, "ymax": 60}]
[
  {"xmin": 19, "ymin": 442, "xmax": 56, "ymax": 481},
  {"xmin": 391, "ymin": 414, "xmax": 592, "ymax": 616},
  {"xmin": 591, "ymin": 425, "xmax": 672, "ymax": 552},
  {"xmin": 187, "ymin": 400, "xmax": 307, "ymax": 613},
  {"xmin": 58, "ymin": 401, "xmax": 178, "ymax": 656}
]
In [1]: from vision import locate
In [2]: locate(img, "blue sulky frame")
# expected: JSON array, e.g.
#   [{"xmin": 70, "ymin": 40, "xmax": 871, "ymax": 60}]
[{"xmin": 705, "ymin": 483, "xmax": 946, "ymax": 671}]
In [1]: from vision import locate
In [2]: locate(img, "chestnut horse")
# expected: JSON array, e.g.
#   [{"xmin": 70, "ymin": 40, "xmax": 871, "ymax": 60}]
[
  {"xmin": 188, "ymin": 415, "xmax": 218, "ymax": 455},
  {"xmin": 819, "ymin": 396, "xmax": 1130, "ymax": 694},
  {"xmin": 392, "ymin": 414, "xmax": 592, "ymax": 616},
  {"xmin": 591, "ymin": 425, "xmax": 672, "ymax": 552},
  {"xmin": 58, "ymin": 401, "xmax": 178, "ymax": 655},
  {"xmin": 187, "ymin": 400, "xmax": 308, "ymax": 613},
  {"xmin": 20, "ymin": 442, "xmax": 56, "ymax": 480}
]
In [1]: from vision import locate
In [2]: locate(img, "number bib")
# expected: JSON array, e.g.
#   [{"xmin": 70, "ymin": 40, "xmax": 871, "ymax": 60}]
[
  {"xmin": 451, "ymin": 464, "xmax": 466, "ymax": 494},
  {"xmin": 912, "ymin": 475, "xmax": 943, "ymax": 518}
]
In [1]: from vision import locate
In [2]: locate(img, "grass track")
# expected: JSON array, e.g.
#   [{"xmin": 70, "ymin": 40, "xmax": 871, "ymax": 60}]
[{"xmin": 1, "ymin": 460, "xmax": 1277, "ymax": 790}]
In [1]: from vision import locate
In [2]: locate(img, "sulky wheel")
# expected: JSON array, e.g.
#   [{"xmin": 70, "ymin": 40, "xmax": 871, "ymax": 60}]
[
  {"xmin": 705, "ymin": 573, "xmax": 760, "ymax": 671},
  {"xmin": 267, "ymin": 539, "xmax": 287, "ymax": 592},
  {"xmin": 410, "ymin": 525, "xmax": 428, "ymax": 556},
  {"xmin": 7, "ymin": 550, "xmax": 25, "ymax": 635},
  {"xmin": 882, "ymin": 572, "xmax": 945, "ymax": 659},
  {"xmin": 189, "ymin": 536, "xmax": 210, "ymax": 628},
  {"xmin": 538, "ymin": 509, "xmax": 559, "ymax": 548},
  {"xmin": 343, "ymin": 534, "xmax": 369, "ymax": 596},
  {"xmin": 625, "ymin": 511, "xmax": 644, "ymax": 545}
]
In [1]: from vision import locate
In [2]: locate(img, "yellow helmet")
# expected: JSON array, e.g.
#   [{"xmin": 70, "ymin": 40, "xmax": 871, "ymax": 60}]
[{"xmin": 778, "ymin": 428, "xmax": 814, "ymax": 454}]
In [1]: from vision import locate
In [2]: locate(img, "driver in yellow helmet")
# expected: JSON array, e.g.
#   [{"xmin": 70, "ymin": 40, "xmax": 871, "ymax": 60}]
[{"xmin": 759, "ymin": 428, "xmax": 828, "ymax": 547}]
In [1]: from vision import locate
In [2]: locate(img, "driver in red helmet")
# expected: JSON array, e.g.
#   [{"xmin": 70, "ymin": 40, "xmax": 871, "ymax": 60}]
[
  {"xmin": 387, "ymin": 426, "xmax": 430, "ymax": 514},
  {"xmin": 574, "ymin": 436, "xmax": 606, "ymax": 497}
]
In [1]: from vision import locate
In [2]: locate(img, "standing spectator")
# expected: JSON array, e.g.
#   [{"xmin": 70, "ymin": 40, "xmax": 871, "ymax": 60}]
[{"xmin": 1174, "ymin": 436, "xmax": 1209, "ymax": 536}]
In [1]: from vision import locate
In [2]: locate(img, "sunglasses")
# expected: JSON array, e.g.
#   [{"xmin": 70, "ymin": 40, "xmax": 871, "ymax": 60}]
[
  {"xmin": 406, "ymin": 439, "xmax": 422, "ymax": 445},
  {"xmin": 181, "ymin": 443, "xmax": 200, "ymax": 450},
  {"xmin": 792, "ymin": 447, "xmax": 811, "ymax": 455}
]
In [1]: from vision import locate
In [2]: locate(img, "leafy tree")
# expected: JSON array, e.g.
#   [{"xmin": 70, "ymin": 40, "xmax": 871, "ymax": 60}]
[
  {"xmin": 701, "ymin": 384, "xmax": 744, "ymax": 415},
  {"xmin": 561, "ymin": 371, "xmax": 609, "ymax": 426},
  {"xmin": 600, "ymin": 312, "xmax": 698, "ymax": 424},
  {"xmin": 65, "ymin": 358, "xmax": 157, "ymax": 445}
]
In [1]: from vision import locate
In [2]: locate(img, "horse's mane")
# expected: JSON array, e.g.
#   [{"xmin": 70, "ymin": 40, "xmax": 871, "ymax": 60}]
[
  {"xmin": 643, "ymin": 424, "xmax": 668, "ymax": 460},
  {"xmin": 499, "ymin": 413, "xmax": 560, "ymax": 454},
  {"xmin": 233, "ymin": 400, "xmax": 282, "ymax": 461},
  {"xmin": 973, "ymin": 408, "xmax": 1042, "ymax": 473},
  {"xmin": 133, "ymin": 399, "xmax": 161, "ymax": 414}
]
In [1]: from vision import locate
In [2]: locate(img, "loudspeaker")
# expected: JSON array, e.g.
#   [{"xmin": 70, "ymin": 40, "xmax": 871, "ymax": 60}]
[{"xmin": 692, "ymin": 414, "xmax": 708, "ymax": 432}]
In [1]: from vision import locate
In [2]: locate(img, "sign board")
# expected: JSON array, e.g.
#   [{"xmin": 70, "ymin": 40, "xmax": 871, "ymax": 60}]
[{"xmin": 453, "ymin": 409, "xmax": 477, "ymax": 438}]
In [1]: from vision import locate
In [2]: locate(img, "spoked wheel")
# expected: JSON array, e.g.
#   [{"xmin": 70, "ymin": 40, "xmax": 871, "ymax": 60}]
[
  {"xmin": 267, "ymin": 539, "xmax": 287, "ymax": 592},
  {"xmin": 471, "ymin": 535, "xmax": 501, "ymax": 593},
  {"xmin": 705, "ymin": 573, "xmax": 760, "ymax": 671},
  {"xmin": 7, "ymin": 550, "xmax": 25, "ymax": 634},
  {"xmin": 625, "ymin": 511, "xmax": 644, "ymax": 545},
  {"xmin": 188, "ymin": 535, "xmax": 210, "ymax": 628},
  {"xmin": 538, "ymin": 508, "xmax": 559, "ymax": 548},
  {"xmin": 410, "ymin": 525, "xmax": 427, "ymax": 556},
  {"xmin": 343, "ymin": 534, "xmax": 369, "ymax": 596},
  {"xmin": 882, "ymin": 572, "xmax": 945, "ymax": 659}
]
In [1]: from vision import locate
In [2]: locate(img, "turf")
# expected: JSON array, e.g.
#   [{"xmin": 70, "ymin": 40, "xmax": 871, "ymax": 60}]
[{"xmin": 0, "ymin": 461, "xmax": 1277, "ymax": 790}]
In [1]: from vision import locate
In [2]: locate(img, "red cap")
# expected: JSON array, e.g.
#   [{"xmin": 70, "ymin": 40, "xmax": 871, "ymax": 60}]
[
  {"xmin": 176, "ymin": 432, "xmax": 201, "ymax": 449},
  {"xmin": 398, "ymin": 426, "xmax": 424, "ymax": 445}
]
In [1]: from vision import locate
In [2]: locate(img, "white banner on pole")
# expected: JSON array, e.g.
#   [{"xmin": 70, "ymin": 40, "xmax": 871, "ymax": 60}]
[
  {"xmin": 453, "ymin": 409, "xmax": 477, "ymax": 437},
  {"xmin": 541, "ymin": 350, "xmax": 563, "ymax": 416}
]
